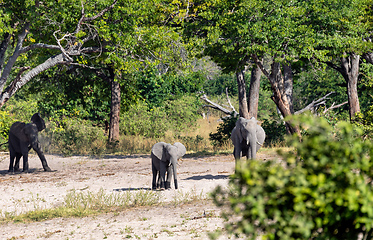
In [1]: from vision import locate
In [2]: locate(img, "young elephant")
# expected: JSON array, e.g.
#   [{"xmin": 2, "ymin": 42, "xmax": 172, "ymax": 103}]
[
  {"xmin": 8, "ymin": 113, "xmax": 51, "ymax": 172},
  {"xmin": 151, "ymin": 142, "xmax": 186, "ymax": 190}
]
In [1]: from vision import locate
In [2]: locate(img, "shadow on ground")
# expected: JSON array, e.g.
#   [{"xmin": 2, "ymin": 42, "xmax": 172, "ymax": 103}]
[
  {"xmin": 113, "ymin": 187, "xmax": 152, "ymax": 191},
  {"xmin": 184, "ymin": 174, "xmax": 229, "ymax": 180}
]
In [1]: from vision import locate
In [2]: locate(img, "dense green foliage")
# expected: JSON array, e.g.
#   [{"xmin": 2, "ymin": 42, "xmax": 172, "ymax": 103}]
[
  {"xmin": 209, "ymin": 113, "xmax": 238, "ymax": 147},
  {"xmin": 134, "ymin": 68, "xmax": 205, "ymax": 109},
  {"xmin": 121, "ymin": 95, "xmax": 201, "ymax": 138},
  {"xmin": 0, "ymin": 0, "xmax": 372, "ymax": 157},
  {"xmin": 25, "ymin": 68, "xmax": 112, "ymax": 124},
  {"xmin": 211, "ymin": 115, "xmax": 373, "ymax": 239},
  {"xmin": 354, "ymin": 105, "xmax": 373, "ymax": 139}
]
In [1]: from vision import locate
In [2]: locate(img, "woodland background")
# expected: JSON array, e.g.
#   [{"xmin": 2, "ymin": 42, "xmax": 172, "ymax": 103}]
[{"xmin": 0, "ymin": 0, "xmax": 372, "ymax": 155}]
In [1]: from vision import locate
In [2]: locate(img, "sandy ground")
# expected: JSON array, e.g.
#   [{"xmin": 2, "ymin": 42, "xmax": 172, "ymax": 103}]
[{"xmin": 0, "ymin": 152, "xmax": 249, "ymax": 240}]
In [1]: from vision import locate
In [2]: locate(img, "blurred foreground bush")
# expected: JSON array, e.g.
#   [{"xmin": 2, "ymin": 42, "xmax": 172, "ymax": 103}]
[{"xmin": 211, "ymin": 115, "xmax": 373, "ymax": 240}]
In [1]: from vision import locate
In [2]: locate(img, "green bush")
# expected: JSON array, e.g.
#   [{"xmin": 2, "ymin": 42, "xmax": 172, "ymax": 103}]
[
  {"xmin": 209, "ymin": 113, "xmax": 238, "ymax": 147},
  {"xmin": 211, "ymin": 115, "xmax": 373, "ymax": 239},
  {"xmin": 46, "ymin": 118, "xmax": 106, "ymax": 156},
  {"xmin": 0, "ymin": 110, "xmax": 13, "ymax": 146},
  {"xmin": 261, "ymin": 118, "xmax": 287, "ymax": 146},
  {"xmin": 3, "ymin": 97, "xmax": 39, "ymax": 122},
  {"xmin": 354, "ymin": 105, "xmax": 373, "ymax": 139},
  {"xmin": 120, "ymin": 100, "xmax": 168, "ymax": 138},
  {"xmin": 121, "ymin": 95, "xmax": 201, "ymax": 138},
  {"xmin": 163, "ymin": 95, "xmax": 201, "ymax": 135}
]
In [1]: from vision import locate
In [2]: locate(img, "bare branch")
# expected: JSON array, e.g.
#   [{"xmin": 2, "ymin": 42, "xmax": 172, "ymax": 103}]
[
  {"xmin": 225, "ymin": 87, "xmax": 236, "ymax": 113},
  {"xmin": 323, "ymin": 101, "xmax": 348, "ymax": 114},
  {"xmin": 20, "ymin": 43, "xmax": 60, "ymax": 53},
  {"xmin": 53, "ymin": 31, "xmax": 74, "ymax": 62},
  {"xmin": 0, "ymin": 23, "xmax": 30, "ymax": 92},
  {"xmin": 295, "ymin": 92, "xmax": 345, "ymax": 115},
  {"xmin": 200, "ymin": 94, "xmax": 238, "ymax": 116},
  {"xmin": 81, "ymin": 0, "xmax": 118, "ymax": 22}
]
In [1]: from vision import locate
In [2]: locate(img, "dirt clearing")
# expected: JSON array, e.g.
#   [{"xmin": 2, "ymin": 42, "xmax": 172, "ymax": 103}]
[{"xmin": 0, "ymin": 151, "xmax": 254, "ymax": 240}]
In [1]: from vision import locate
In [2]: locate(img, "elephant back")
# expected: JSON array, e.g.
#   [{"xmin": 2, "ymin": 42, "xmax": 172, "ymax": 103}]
[{"xmin": 9, "ymin": 122, "xmax": 28, "ymax": 142}]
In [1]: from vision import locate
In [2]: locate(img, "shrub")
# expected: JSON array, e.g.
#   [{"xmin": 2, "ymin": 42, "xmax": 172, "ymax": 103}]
[
  {"xmin": 211, "ymin": 115, "xmax": 373, "ymax": 239},
  {"xmin": 353, "ymin": 105, "xmax": 373, "ymax": 139},
  {"xmin": 163, "ymin": 95, "xmax": 201, "ymax": 135},
  {"xmin": 261, "ymin": 118, "xmax": 287, "ymax": 146},
  {"xmin": 46, "ymin": 118, "xmax": 106, "ymax": 156},
  {"xmin": 4, "ymin": 98, "xmax": 39, "ymax": 122},
  {"xmin": 0, "ymin": 110, "xmax": 13, "ymax": 149},
  {"xmin": 209, "ymin": 113, "xmax": 238, "ymax": 147},
  {"xmin": 121, "ymin": 95, "xmax": 201, "ymax": 138},
  {"xmin": 120, "ymin": 100, "xmax": 168, "ymax": 138}
]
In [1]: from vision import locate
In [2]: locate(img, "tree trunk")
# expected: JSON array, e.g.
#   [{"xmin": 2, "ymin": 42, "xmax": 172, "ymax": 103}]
[
  {"xmin": 283, "ymin": 63, "xmax": 294, "ymax": 114},
  {"xmin": 0, "ymin": 32, "xmax": 10, "ymax": 71},
  {"xmin": 253, "ymin": 54, "xmax": 301, "ymax": 136},
  {"xmin": 338, "ymin": 53, "xmax": 360, "ymax": 120},
  {"xmin": 109, "ymin": 77, "xmax": 121, "ymax": 142},
  {"xmin": 236, "ymin": 69, "xmax": 250, "ymax": 119},
  {"xmin": 248, "ymin": 65, "xmax": 261, "ymax": 119}
]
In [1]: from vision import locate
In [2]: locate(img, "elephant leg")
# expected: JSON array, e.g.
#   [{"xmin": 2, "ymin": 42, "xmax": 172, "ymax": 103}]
[
  {"xmin": 165, "ymin": 164, "xmax": 172, "ymax": 189},
  {"xmin": 159, "ymin": 162, "xmax": 167, "ymax": 190},
  {"xmin": 156, "ymin": 172, "xmax": 161, "ymax": 189},
  {"xmin": 247, "ymin": 144, "xmax": 252, "ymax": 160},
  {"xmin": 8, "ymin": 151, "xmax": 16, "ymax": 172},
  {"xmin": 233, "ymin": 144, "xmax": 243, "ymax": 160},
  {"xmin": 33, "ymin": 144, "xmax": 51, "ymax": 172},
  {"xmin": 151, "ymin": 159, "xmax": 158, "ymax": 190},
  {"xmin": 14, "ymin": 153, "xmax": 22, "ymax": 172},
  {"xmin": 21, "ymin": 151, "xmax": 29, "ymax": 172}
]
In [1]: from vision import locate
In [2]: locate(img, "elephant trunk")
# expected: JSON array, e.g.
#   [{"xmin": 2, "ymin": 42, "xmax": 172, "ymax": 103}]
[
  {"xmin": 248, "ymin": 135, "xmax": 257, "ymax": 159},
  {"xmin": 171, "ymin": 158, "xmax": 178, "ymax": 189}
]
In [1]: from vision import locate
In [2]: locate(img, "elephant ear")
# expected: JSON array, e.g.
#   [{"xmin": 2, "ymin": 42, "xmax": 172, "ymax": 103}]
[
  {"xmin": 31, "ymin": 113, "xmax": 46, "ymax": 131},
  {"xmin": 173, "ymin": 142, "xmax": 186, "ymax": 158},
  {"xmin": 151, "ymin": 142, "xmax": 167, "ymax": 160}
]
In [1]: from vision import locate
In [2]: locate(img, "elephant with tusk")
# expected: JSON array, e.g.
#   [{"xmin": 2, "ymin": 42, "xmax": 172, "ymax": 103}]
[
  {"xmin": 231, "ymin": 117, "xmax": 265, "ymax": 160},
  {"xmin": 151, "ymin": 142, "xmax": 186, "ymax": 190}
]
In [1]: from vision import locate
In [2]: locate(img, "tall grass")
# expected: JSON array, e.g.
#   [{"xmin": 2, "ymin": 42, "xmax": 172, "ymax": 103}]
[
  {"xmin": 0, "ymin": 188, "xmax": 210, "ymax": 224},
  {"xmin": 41, "ymin": 116, "xmax": 231, "ymax": 156}
]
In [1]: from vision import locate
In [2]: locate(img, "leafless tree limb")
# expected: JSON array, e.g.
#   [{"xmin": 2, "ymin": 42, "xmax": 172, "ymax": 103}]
[
  {"xmin": 323, "ymin": 101, "xmax": 348, "ymax": 114},
  {"xmin": 295, "ymin": 92, "xmax": 335, "ymax": 114},
  {"xmin": 225, "ymin": 87, "xmax": 236, "ymax": 113},
  {"xmin": 200, "ymin": 93, "xmax": 238, "ymax": 116}
]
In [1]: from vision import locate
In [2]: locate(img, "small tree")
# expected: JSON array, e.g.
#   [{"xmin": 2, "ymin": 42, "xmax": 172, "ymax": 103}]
[{"xmin": 211, "ymin": 115, "xmax": 373, "ymax": 239}]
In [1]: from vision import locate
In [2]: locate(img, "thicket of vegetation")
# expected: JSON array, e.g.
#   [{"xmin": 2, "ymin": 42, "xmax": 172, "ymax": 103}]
[{"xmin": 211, "ymin": 115, "xmax": 373, "ymax": 239}]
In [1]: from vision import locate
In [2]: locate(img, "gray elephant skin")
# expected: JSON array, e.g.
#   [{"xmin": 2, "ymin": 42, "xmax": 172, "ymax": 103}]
[
  {"xmin": 8, "ymin": 113, "xmax": 51, "ymax": 172},
  {"xmin": 231, "ymin": 117, "xmax": 265, "ymax": 160},
  {"xmin": 151, "ymin": 142, "xmax": 186, "ymax": 190}
]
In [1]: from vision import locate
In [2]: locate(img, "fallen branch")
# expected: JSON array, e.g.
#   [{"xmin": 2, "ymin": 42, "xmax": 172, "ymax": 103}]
[
  {"xmin": 225, "ymin": 87, "xmax": 237, "ymax": 113},
  {"xmin": 323, "ymin": 101, "xmax": 348, "ymax": 114},
  {"xmin": 295, "ymin": 92, "xmax": 344, "ymax": 115},
  {"xmin": 200, "ymin": 93, "xmax": 238, "ymax": 116}
]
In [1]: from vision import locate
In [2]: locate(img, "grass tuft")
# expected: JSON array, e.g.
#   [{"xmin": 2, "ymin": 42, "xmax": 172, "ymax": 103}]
[{"xmin": 0, "ymin": 188, "xmax": 211, "ymax": 224}]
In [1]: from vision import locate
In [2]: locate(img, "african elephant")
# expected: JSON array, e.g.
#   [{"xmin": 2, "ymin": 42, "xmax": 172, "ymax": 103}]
[
  {"xmin": 151, "ymin": 142, "xmax": 186, "ymax": 190},
  {"xmin": 231, "ymin": 117, "xmax": 265, "ymax": 160},
  {"xmin": 8, "ymin": 113, "xmax": 51, "ymax": 172}
]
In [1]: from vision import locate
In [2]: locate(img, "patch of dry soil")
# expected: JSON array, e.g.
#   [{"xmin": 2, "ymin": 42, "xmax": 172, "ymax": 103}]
[{"xmin": 0, "ymin": 152, "xmax": 252, "ymax": 240}]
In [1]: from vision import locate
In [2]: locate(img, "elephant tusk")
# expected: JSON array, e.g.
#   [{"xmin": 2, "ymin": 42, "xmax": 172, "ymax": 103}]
[{"xmin": 256, "ymin": 141, "xmax": 263, "ymax": 146}]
